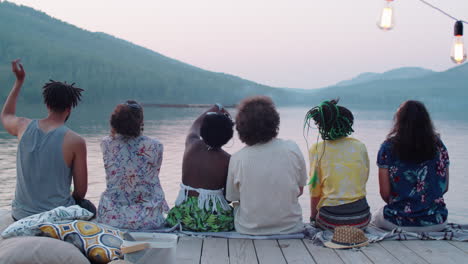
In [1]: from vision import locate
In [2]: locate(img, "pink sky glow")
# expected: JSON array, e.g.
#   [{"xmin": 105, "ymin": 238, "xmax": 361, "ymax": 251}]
[{"xmin": 5, "ymin": 0, "xmax": 468, "ymax": 89}]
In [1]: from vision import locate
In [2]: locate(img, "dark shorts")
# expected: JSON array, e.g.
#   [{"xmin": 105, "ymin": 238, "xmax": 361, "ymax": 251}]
[{"xmin": 316, "ymin": 198, "xmax": 371, "ymax": 230}]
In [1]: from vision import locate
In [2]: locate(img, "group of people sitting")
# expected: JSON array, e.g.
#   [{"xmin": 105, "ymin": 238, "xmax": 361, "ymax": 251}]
[{"xmin": 1, "ymin": 60, "xmax": 450, "ymax": 235}]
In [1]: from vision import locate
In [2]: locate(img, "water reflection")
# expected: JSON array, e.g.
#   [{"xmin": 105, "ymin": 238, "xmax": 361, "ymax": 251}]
[{"xmin": 0, "ymin": 105, "xmax": 467, "ymax": 223}]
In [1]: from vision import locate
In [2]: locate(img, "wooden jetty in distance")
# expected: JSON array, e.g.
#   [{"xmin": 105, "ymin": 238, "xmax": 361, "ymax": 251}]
[
  {"xmin": 0, "ymin": 209, "xmax": 467, "ymax": 264},
  {"xmin": 141, "ymin": 103, "xmax": 236, "ymax": 108}
]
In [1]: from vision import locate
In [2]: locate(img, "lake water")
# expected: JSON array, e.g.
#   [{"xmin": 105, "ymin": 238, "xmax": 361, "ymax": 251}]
[{"xmin": 0, "ymin": 105, "xmax": 467, "ymax": 223}]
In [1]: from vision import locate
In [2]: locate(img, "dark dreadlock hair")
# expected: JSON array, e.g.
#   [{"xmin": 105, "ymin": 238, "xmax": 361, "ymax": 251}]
[
  {"xmin": 42, "ymin": 80, "xmax": 84, "ymax": 112},
  {"xmin": 304, "ymin": 99, "xmax": 354, "ymax": 141}
]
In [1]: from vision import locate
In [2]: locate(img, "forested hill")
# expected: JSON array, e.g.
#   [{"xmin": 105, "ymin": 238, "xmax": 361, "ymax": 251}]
[
  {"xmin": 0, "ymin": 2, "xmax": 299, "ymax": 105},
  {"xmin": 334, "ymin": 67, "xmax": 435, "ymax": 87},
  {"xmin": 310, "ymin": 63, "xmax": 468, "ymax": 111},
  {"xmin": 0, "ymin": 2, "xmax": 466, "ymax": 110}
]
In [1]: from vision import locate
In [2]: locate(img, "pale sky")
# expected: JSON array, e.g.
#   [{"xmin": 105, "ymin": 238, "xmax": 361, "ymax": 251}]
[{"xmin": 6, "ymin": 0, "xmax": 468, "ymax": 89}]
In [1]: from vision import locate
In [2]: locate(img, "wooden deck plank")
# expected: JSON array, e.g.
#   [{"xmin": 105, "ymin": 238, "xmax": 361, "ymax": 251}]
[
  {"xmin": 229, "ymin": 239, "xmax": 258, "ymax": 264},
  {"xmin": 379, "ymin": 241, "xmax": 428, "ymax": 264},
  {"xmin": 176, "ymin": 236, "xmax": 203, "ymax": 264},
  {"xmin": 402, "ymin": 240, "xmax": 468, "ymax": 264},
  {"xmin": 278, "ymin": 239, "xmax": 316, "ymax": 264},
  {"xmin": 200, "ymin": 238, "xmax": 229, "ymax": 264},
  {"xmin": 1, "ymin": 207, "xmax": 467, "ymax": 264},
  {"xmin": 254, "ymin": 240, "xmax": 286, "ymax": 264},
  {"xmin": 334, "ymin": 248, "xmax": 373, "ymax": 264},
  {"xmin": 302, "ymin": 239, "xmax": 344, "ymax": 264},
  {"xmin": 362, "ymin": 243, "xmax": 402, "ymax": 264},
  {"xmin": 448, "ymin": 241, "xmax": 468, "ymax": 253}
]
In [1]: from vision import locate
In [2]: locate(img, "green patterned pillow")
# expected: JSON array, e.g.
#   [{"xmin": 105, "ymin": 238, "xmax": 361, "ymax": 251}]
[{"xmin": 38, "ymin": 220, "xmax": 124, "ymax": 264}]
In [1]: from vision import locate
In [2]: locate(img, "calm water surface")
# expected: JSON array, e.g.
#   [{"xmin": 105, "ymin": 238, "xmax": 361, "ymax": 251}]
[{"xmin": 0, "ymin": 105, "xmax": 467, "ymax": 223}]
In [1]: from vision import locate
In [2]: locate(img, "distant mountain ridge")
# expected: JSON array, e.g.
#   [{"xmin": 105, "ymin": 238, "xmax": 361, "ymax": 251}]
[
  {"xmin": 311, "ymin": 63, "xmax": 468, "ymax": 111},
  {"xmin": 0, "ymin": 1, "xmax": 466, "ymax": 111},
  {"xmin": 335, "ymin": 67, "xmax": 435, "ymax": 87}
]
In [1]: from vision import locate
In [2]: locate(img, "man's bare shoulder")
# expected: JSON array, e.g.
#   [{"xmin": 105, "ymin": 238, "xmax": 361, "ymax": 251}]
[
  {"xmin": 16, "ymin": 117, "xmax": 32, "ymax": 136},
  {"xmin": 64, "ymin": 129, "xmax": 86, "ymax": 147},
  {"xmin": 17, "ymin": 117, "xmax": 32, "ymax": 128}
]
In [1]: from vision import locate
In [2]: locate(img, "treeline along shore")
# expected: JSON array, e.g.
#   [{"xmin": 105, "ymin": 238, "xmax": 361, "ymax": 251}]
[{"xmin": 141, "ymin": 103, "xmax": 237, "ymax": 108}]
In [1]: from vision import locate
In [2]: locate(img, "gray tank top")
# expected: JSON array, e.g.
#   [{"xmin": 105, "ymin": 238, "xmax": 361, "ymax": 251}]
[{"xmin": 12, "ymin": 120, "xmax": 75, "ymax": 219}]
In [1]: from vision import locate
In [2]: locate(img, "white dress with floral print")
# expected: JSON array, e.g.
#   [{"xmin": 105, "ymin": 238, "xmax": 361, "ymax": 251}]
[{"xmin": 97, "ymin": 135, "xmax": 169, "ymax": 230}]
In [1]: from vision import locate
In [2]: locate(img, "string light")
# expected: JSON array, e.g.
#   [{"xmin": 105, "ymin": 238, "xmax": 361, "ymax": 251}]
[
  {"xmin": 378, "ymin": 0, "xmax": 468, "ymax": 64},
  {"xmin": 377, "ymin": 0, "xmax": 395, "ymax": 31},
  {"xmin": 451, "ymin": 21, "xmax": 466, "ymax": 64}
]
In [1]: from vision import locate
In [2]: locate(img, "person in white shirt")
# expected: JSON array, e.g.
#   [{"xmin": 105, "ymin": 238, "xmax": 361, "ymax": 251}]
[{"xmin": 226, "ymin": 96, "xmax": 307, "ymax": 235}]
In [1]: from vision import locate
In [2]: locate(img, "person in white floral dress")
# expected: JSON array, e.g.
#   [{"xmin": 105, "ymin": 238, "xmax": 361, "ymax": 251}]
[{"xmin": 97, "ymin": 100, "xmax": 168, "ymax": 230}]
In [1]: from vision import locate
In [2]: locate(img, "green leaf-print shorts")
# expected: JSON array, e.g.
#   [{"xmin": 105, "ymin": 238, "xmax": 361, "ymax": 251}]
[{"xmin": 166, "ymin": 196, "xmax": 234, "ymax": 232}]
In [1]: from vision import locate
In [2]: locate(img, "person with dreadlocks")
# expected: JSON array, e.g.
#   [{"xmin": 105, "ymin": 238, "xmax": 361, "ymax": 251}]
[
  {"xmin": 304, "ymin": 99, "xmax": 370, "ymax": 230},
  {"xmin": 0, "ymin": 60, "xmax": 95, "ymax": 220},
  {"xmin": 373, "ymin": 100, "xmax": 449, "ymax": 232}
]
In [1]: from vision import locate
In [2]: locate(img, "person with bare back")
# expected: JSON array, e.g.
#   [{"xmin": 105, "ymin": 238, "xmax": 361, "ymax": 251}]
[
  {"xmin": 0, "ymin": 60, "xmax": 96, "ymax": 220},
  {"xmin": 166, "ymin": 104, "xmax": 235, "ymax": 232}
]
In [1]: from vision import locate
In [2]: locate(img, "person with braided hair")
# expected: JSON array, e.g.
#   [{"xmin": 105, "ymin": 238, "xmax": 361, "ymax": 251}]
[
  {"xmin": 304, "ymin": 99, "xmax": 370, "ymax": 230},
  {"xmin": 1, "ymin": 59, "xmax": 95, "ymax": 220}
]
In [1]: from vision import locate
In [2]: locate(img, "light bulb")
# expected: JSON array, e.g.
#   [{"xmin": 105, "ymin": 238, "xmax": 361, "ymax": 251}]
[
  {"xmin": 451, "ymin": 21, "xmax": 466, "ymax": 64},
  {"xmin": 378, "ymin": 0, "xmax": 395, "ymax": 31}
]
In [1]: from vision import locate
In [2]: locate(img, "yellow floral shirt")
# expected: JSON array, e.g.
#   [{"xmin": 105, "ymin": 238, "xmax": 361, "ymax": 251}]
[{"xmin": 309, "ymin": 137, "xmax": 369, "ymax": 209}]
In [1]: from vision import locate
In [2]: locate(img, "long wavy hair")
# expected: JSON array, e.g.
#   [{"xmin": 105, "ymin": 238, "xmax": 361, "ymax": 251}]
[{"xmin": 387, "ymin": 100, "xmax": 438, "ymax": 163}]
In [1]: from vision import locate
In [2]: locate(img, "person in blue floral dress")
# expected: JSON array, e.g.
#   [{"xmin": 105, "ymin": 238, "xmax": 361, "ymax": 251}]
[
  {"xmin": 374, "ymin": 100, "xmax": 449, "ymax": 232},
  {"xmin": 97, "ymin": 100, "xmax": 169, "ymax": 230}
]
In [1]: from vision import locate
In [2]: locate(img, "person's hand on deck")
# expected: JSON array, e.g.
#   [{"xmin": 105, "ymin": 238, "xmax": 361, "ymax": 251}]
[{"xmin": 12, "ymin": 59, "xmax": 25, "ymax": 82}]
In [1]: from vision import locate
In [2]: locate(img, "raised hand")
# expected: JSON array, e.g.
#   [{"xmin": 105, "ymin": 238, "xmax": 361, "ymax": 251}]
[
  {"xmin": 11, "ymin": 59, "xmax": 25, "ymax": 82},
  {"xmin": 207, "ymin": 104, "xmax": 220, "ymax": 113},
  {"xmin": 2, "ymin": 59, "xmax": 31, "ymax": 138}
]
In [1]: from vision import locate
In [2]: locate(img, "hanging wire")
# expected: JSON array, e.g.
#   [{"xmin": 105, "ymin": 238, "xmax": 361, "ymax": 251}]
[{"xmin": 418, "ymin": 0, "xmax": 468, "ymax": 24}]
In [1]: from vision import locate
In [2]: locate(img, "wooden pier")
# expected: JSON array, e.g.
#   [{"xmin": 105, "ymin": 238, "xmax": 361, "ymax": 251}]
[
  {"xmin": 176, "ymin": 236, "xmax": 468, "ymax": 264},
  {"xmin": 1, "ymin": 209, "xmax": 467, "ymax": 264}
]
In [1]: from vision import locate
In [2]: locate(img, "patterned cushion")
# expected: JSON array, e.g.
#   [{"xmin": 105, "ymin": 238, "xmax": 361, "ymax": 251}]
[
  {"xmin": 38, "ymin": 220, "xmax": 124, "ymax": 264},
  {"xmin": 1, "ymin": 205, "xmax": 94, "ymax": 239}
]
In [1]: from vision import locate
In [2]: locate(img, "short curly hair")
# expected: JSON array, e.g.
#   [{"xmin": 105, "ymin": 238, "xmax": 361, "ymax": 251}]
[
  {"xmin": 200, "ymin": 113, "xmax": 234, "ymax": 149},
  {"xmin": 236, "ymin": 96, "xmax": 280, "ymax": 146},
  {"xmin": 110, "ymin": 100, "xmax": 144, "ymax": 138}
]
